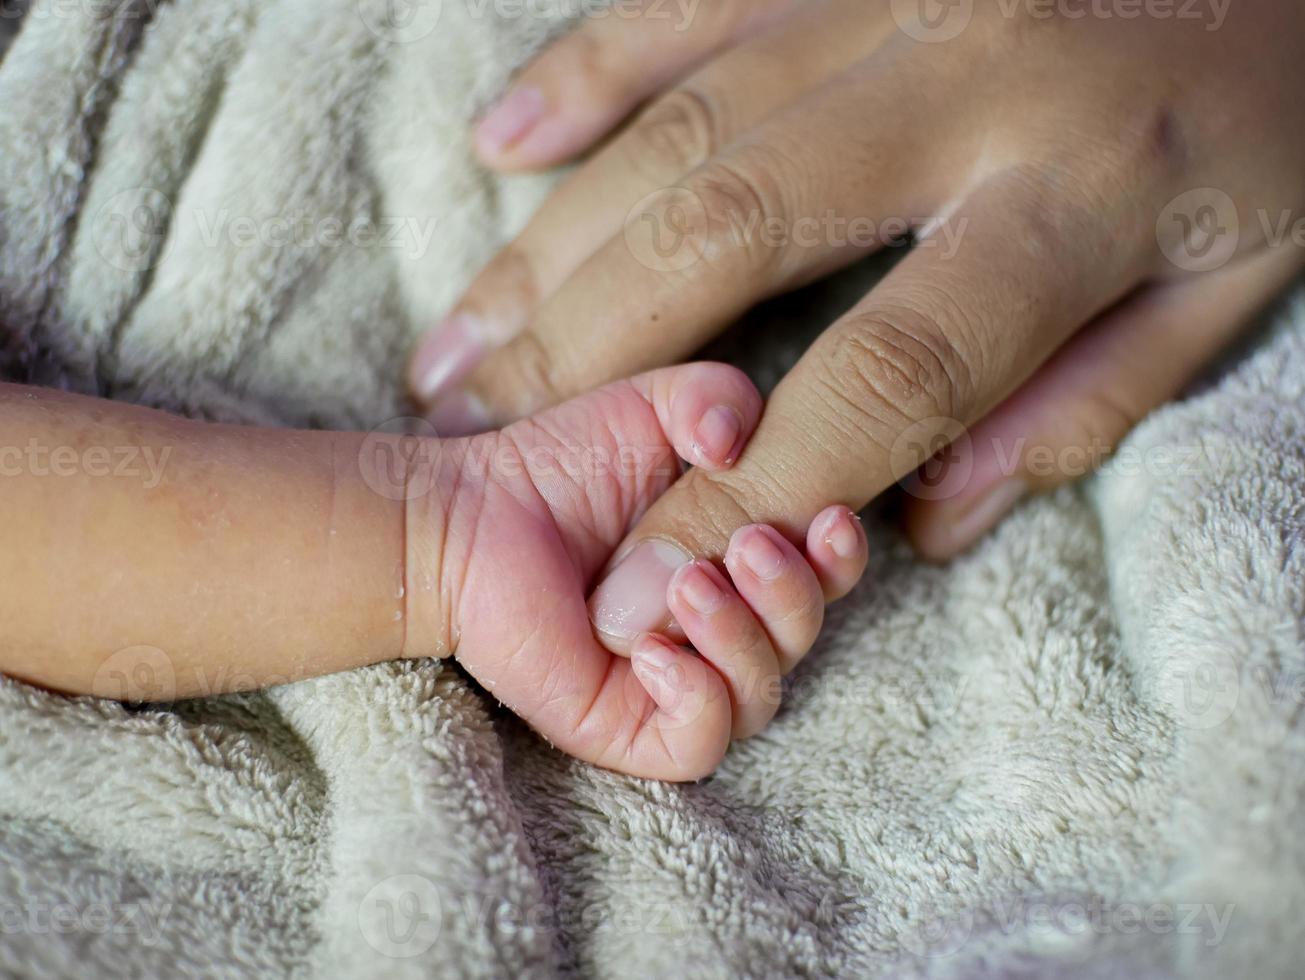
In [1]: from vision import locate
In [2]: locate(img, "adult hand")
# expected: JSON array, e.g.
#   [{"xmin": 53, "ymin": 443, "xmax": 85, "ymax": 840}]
[{"xmin": 408, "ymin": 0, "xmax": 1305, "ymax": 647}]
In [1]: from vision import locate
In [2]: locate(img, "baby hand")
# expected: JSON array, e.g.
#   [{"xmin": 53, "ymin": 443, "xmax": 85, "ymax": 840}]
[{"xmin": 419, "ymin": 363, "xmax": 867, "ymax": 780}]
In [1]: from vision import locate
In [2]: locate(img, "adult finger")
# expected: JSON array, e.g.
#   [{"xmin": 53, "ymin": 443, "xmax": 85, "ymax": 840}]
[
  {"xmin": 474, "ymin": 0, "xmax": 802, "ymax": 171},
  {"xmin": 424, "ymin": 43, "xmax": 981, "ymax": 432},
  {"xmin": 410, "ymin": 0, "xmax": 889, "ymax": 406},
  {"xmin": 586, "ymin": 160, "xmax": 1165, "ymax": 648},
  {"xmin": 902, "ymin": 242, "xmax": 1305, "ymax": 559}
]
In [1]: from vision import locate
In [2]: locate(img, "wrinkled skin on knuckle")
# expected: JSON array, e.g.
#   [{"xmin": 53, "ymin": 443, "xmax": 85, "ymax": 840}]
[
  {"xmin": 660, "ymin": 466, "xmax": 784, "ymax": 556},
  {"xmin": 815, "ymin": 308, "xmax": 972, "ymax": 448},
  {"xmin": 687, "ymin": 156, "xmax": 789, "ymax": 281},
  {"xmin": 625, "ymin": 88, "xmax": 722, "ymax": 180}
]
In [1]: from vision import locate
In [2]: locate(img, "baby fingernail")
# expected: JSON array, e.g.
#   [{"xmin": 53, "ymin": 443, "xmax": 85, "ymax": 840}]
[
  {"xmin": 826, "ymin": 509, "xmax": 862, "ymax": 560},
  {"xmin": 427, "ymin": 388, "xmax": 492, "ymax": 438},
  {"xmin": 411, "ymin": 313, "xmax": 489, "ymax": 403},
  {"xmin": 475, "ymin": 86, "xmax": 546, "ymax": 157},
  {"xmin": 674, "ymin": 561, "xmax": 726, "ymax": 616},
  {"xmin": 737, "ymin": 527, "xmax": 786, "ymax": 582},
  {"xmin": 692, "ymin": 405, "xmax": 743, "ymax": 468},
  {"xmin": 590, "ymin": 539, "xmax": 692, "ymax": 644}
]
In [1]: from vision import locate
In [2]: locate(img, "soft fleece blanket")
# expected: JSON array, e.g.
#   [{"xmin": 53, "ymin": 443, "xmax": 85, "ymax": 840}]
[{"xmin": 1, "ymin": 2, "xmax": 1303, "ymax": 978}]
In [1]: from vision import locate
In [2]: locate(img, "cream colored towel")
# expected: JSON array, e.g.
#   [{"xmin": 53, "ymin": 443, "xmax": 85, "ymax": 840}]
[{"xmin": 1, "ymin": 2, "xmax": 1302, "ymax": 977}]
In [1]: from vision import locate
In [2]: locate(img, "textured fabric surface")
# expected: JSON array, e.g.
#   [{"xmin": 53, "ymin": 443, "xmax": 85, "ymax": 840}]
[{"xmin": 1, "ymin": 2, "xmax": 1302, "ymax": 977}]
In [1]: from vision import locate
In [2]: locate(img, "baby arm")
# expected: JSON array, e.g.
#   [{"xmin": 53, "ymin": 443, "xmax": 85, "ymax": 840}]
[
  {"xmin": 0, "ymin": 383, "xmax": 421, "ymax": 698},
  {"xmin": 1, "ymin": 363, "xmax": 868, "ymax": 779}
]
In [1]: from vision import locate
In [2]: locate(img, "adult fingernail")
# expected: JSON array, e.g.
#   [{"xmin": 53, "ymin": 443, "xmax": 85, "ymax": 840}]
[
  {"xmin": 590, "ymin": 539, "xmax": 692, "ymax": 646},
  {"xmin": 475, "ymin": 86, "xmax": 546, "ymax": 158},
  {"xmin": 735, "ymin": 526, "xmax": 786, "ymax": 582},
  {"xmin": 945, "ymin": 477, "xmax": 1027, "ymax": 553},
  {"xmin": 427, "ymin": 389, "xmax": 493, "ymax": 438},
  {"xmin": 692, "ymin": 405, "xmax": 744, "ymax": 468},
  {"xmin": 410, "ymin": 313, "xmax": 490, "ymax": 403},
  {"xmin": 673, "ymin": 560, "xmax": 726, "ymax": 617},
  {"xmin": 824, "ymin": 509, "xmax": 862, "ymax": 561}
]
